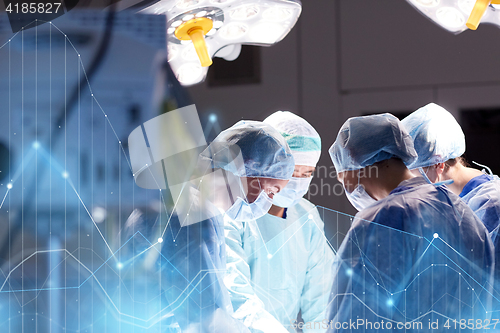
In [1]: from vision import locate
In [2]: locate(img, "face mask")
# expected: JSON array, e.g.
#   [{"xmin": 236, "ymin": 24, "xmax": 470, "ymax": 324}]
[
  {"xmin": 344, "ymin": 176, "xmax": 376, "ymax": 211},
  {"xmin": 225, "ymin": 179, "xmax": 274, "ymax": 221},
  {"xmin": 273, "ymin": 176, "xmax": 313, "ymax": 208}
]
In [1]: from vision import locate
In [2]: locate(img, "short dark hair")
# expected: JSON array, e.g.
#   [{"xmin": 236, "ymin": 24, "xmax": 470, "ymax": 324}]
[{"xmin": 444, "ymin": 156, "xmax": 468, "ymax": 169}]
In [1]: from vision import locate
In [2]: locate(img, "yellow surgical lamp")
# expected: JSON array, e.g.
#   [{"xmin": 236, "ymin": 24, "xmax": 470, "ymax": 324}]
[
  {"xmin": 466, "ymin": 0, "xmax": 500, "ymax": 30},
  {"xmin": 406, "ymin": 0, "xmax": 500, "ymax": 34},
  {"xmin": 175, "ymin": 17, "xmax": 213, "ymax": 67},
  {"xmin": 139, "ymin": 0, "xmax": 302, "ymax": 86}
]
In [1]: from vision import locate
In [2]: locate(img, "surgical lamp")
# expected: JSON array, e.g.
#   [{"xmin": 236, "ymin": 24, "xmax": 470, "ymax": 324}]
[
  {"xmin": 140, "ymin": 0, "xmax": 302, "ymax": 86},
  {"xmin": 406, "ymin": 0, "xmax": 500, "ymax": 33}
]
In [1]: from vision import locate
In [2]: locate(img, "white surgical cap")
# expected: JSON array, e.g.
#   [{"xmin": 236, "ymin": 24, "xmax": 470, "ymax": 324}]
[
  {"xmin": 200, "ymin": 120, "xmax": 295, "ymax": 180},
  {"xmin": 329, "ymin": 113, "xmax": 417, "ymax": 173},
  {"xmin": 264, "ymin": 111, "xmax": 321, "ymax": 167},
  {"xmin": 401, "ymin": 103, "xmax": 465, "ymax": 170}
]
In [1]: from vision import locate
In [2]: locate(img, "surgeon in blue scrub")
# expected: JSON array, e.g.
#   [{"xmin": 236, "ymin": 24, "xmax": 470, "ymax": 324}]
[
  {"xmin": 401, "ymin": 103, "xmax": 500, "ymax": 234},
  {"xmin": 327, "ymin": 113, "xmax": 494, "ymax": 332},
  {"xmin": 224, "ymin": 111, "xmax": 334, "ymax": 333},
  {"xmin": 160, "ymin": 120, "xmax": 294, "ymax": 333}
]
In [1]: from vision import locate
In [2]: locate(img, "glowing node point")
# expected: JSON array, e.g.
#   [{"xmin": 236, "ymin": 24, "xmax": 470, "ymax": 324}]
[
  {"xmin": 387, "ymin": 299, "xmax": 394, "ymax": 306},
  {"xmin": 62, "ymin": 172, "xmax": 69, "ymax": 179},
  {"xmin": 7, "ymin": 183, "xmax": 12, "ymax": 189},
  {"xmin": 209, "ymin": 114, "xmax": 217, "ymax": 123},
  {"xmin": 105, "ymin": 115, "xmax": 107, "ymax": 117},
  {"xmin": 118, "ymin": 141, "xmax": 121, "ymax": 144},
  {"xmin": 308, "ymin": 214, "xmax": 313, "ymax": 220},
  {"xmin": 346, "ymin": 269, "xmax": 353, "ymax": 276},
  {"xmin": 117, "ymin": 262, "xmax": 123, "ymax": 269},
  {"xmin": 32, "ymin": 141, "xmax": 40, "ymax": 149},
  {"xmin": 267, "ymin": 254, "xmax": 272, "ymax": 259},
  {"xmin": 433, "ymin": 233, "xmax": 439, "ymax": 238},
  {"xmin": 158, "ymin": 238, "xmax": 163, "ymax": 243}
]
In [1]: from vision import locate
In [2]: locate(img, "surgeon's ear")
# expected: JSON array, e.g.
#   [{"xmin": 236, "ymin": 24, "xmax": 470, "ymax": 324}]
[{"xmin": 435, "ymin": 163, "xmax": 446, "ymax": 176}]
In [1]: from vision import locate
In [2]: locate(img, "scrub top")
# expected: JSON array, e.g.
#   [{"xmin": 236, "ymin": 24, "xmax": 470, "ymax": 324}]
[
  {"xmin": 326, "ymin": 177, "xmax": 494, "ymax": 332},
  {"xmin": 225, "ymin": 198, "xmax": 335, "ymax": 333}
]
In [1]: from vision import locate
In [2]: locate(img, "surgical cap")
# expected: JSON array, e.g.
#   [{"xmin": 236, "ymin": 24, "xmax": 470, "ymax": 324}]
[
  {"xmin": 329, "ymin": 113, "xmax": 417, "ymax": 173},
  {"xmin": 264, "ymin": 111, "xmax": 321, "ymax": 167},
  {"xmin": 200, "ymin": 120, "xmax": 294, "ymax": 180},
  {"xmin": 401, "ymin": 103, "xmax": 465, "ymax": 169}
]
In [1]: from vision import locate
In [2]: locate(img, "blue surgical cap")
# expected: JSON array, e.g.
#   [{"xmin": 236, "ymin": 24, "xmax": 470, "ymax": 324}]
[
  {"xmin": 329, "ymin": 113, "xmax": 417, "ymax": 173},
  {"xmin": 401, "ymin": 103, "xmax": 465, "ymax": 169},
  {"xmin": 201, "ymin": 120, "xmax": 295, "ymax": 180},
  {"xmin": 264, "ymin": 111, "xmax": 321, "ymax": 167}
]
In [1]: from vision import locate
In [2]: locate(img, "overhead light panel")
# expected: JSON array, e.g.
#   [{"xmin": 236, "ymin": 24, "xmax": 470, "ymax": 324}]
[
  {"xmin": 406, "ymin": 0, "xmax": 500, "ymax": 33},
  {"xmin": 140, "ymin": 0, "xmax": 302, "ymax": 85}
]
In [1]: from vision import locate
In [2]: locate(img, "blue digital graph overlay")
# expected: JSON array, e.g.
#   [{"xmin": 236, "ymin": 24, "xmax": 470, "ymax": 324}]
[{"xmin": 2, "ymin": 13, "xmax": 499, "ymax": 333}]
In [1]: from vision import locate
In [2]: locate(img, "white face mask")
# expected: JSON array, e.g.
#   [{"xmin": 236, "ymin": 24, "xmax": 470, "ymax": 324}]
[
  {"xmin": 344, "ymin": 176, "xmax": 376, "ymax": 211},
  {"xmin": 225, "ymin": 179, "xmax": 274, "ymax": 221},
  {"xmin": 273, "ymin": 176, "xmax": 313, "ymax": 208}
]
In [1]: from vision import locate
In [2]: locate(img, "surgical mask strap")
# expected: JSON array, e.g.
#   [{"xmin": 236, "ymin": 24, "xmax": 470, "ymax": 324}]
[
  {"xmin": 419, "ymin": 167, "xmax": 454, "ymax": 187},
  {"xmin": 256, "ymin": 178, "xmax": 267, "ymax": 198},
  {"xmin": 472, "ymin": 161, "xmax": 494, "ymax": 176},
  {"xmin": 433, "ymin": 179, "xmax": 454, "ymax": 187},
  {"xmin": 357, "ymin": 174, "xmax": 364, "ymax": 191},
  {"xmin": 418, "ymin": 167, "xmax": 432, "ymax": 184}
]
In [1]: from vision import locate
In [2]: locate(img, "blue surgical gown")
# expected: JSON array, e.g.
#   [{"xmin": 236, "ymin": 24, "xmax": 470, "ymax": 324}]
[
  {"xmin": 224, "ymin": 198, "xmax": 335, "ymax": 333},
  {"xmin": 460, "ymin": 174, "xmax": 500, "ymax": 234},
  {"xmin": 160, "ymin": 188, "xmax": 250, "ymax": 332},
  {"xmin": 326, "ymin": 177, "xmax": 494, "ymax": 332}
]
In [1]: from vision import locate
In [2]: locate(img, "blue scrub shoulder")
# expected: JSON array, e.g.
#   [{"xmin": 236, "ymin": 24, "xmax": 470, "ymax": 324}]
[{"xmin": 460, "ymin": 174, "xmax": 494, "ymax": 198}]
